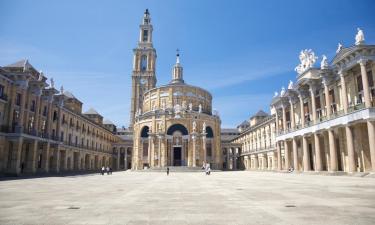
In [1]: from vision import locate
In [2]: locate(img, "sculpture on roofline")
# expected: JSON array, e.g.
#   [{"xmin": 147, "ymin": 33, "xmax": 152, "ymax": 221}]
[
  {"xmin": 38, "ymin": 71, "xmax": 43, "ymax": 81},
  {"xmin": 288, "ymin": 80, "xmax": 293, "ymax": 89},
  {"xmin": 294, "ymin": 49, "xmax": 318, "ymax": 74},
  {"xmin": 355, "ymin": 28, "xmax": 365, "ymax": 45},
  {"xmin": 321, "ymin": 55, "xmax": 329, "ymax": 69},
  {"xmin": 50, "ymin": 78, "xmax": 55, "ymax": 88},
  {"xmin": 280, "ymin": 87, "xmax": 286, "ymax": 96},
  {"xmin": 189, "ymin": 102, "xmax": 193, "ymax": 111},
  {"xmin": 60, "ymin": 85, "xmax": 64, "ymax": 94},
  {"xmin": 336, "ymin": 43, "xmax": 343, "ymax": 53}
]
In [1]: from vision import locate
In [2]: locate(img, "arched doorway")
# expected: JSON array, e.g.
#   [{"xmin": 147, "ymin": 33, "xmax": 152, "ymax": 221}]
[{"xmin": 167, "ymin": 124, "xmax": 188, "ymax": 166}]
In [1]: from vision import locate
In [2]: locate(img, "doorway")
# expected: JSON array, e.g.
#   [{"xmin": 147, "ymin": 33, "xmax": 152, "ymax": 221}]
[{"xmin": 173, "ymin": 147, "xmax": 182, "ymax": 166}]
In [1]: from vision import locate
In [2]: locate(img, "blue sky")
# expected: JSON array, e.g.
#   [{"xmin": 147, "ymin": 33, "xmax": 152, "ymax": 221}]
[{"xmin": 1, "ymin": 0, "xmax": 374, "ymax": 128}]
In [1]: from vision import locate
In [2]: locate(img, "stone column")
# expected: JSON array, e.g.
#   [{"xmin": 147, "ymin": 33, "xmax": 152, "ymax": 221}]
[
  {"xmin": 367, "ymin": 121, "xmax": 375, "ymax": 171},
  {"xmin": 26, "ymin": 140, "xmax": 38, "ymax": 173},
  {"xmin": 192, "ymin": 136, "xmax": 196, "ymax": 167},
  {"xmin": 7, "ymin": 86, "xmax": 17, "ymax": 129},
  {"xmin": 302, "ymin": 135, "xmax": 310, "ymax": 171},
  {"xmin": 272, "ymin": 152, "xmax": 277, "ymax": 170},
  {"xmin": 254, "ymin": 155, "xmax": 258, "ymax": 170},
  {"xmin": 277, "ymin": 142, "xmax": 282, "ymax": 170},
  {"xmin": 289, "ymin": 99, "xmax": 295, "ymax": 129},
  {"xmin": 147, "ymin": 136, "xmax": 151, "ymax": 165},
  {"xmin": 116, "ymin": 149, "xmax": 120, "ymax": 170},
  {"xmin": 52, "ymin": 147, "xmax": 60, "ymax": 173},
  {"xmin": 275, "ymin": 109, "xmax": 279, "ymax": 134},
  {"xmin": 18, "ymin": 88, "xmax": 28, "ymax": 132},
  {"xmin": 328, "ymin": 129, "xmax": 338, "ymax": 171},
  {"xmin": 284, "ymin": 140, "xmax": 290, "ymax": 169},
  {"xmin": 339, "ymin": 71, "xmax": 348, "ymax": 113},
  {"xmin": 42, "ymin": 142, "xmax": 50, "ymax": 173},
  {"xmin": 292, "ymin": 137, "xmax": 298, "ymax": 171},
  {"xmin": 33, "ymin": 94, "xmax": 42, "ymax": 136},
  {"xmin": 323, "ymin": 80, "xmax": 331, "ymax": 118},
  {"xmin": 310, "ymin": 87, "xmax": 317, "ymax": 123},
  {"xmin": 359, "ymin": 59, "xmax": 371, "ymax": 108},
  {"xmin": 299, "ymin": 94, "xmax": 305, "ymax": 127},
  {"xmin": 124, "ymin": 149, "xmax": 128, "ymax": 170},
  {"xmin": 282, "ymin": 105, "xmax": 287, "ymax": 132},
  {"xmin": 345, "ymin": 126, "xmax": 356, "ymax": 172},
  {"xmin": 202, "ymin": 136, "xmax": 207, "ymax": 164},
  {"xmin": 314, "ymin": 133, "xmax": 322, "ymax": 171},
  {"xmin": 8, "ymin": 138, "xmax": 24, "ymax": 175},
  {"xmin": 233, "ymin": 148, "xmax": 237, "ymax": 170}
]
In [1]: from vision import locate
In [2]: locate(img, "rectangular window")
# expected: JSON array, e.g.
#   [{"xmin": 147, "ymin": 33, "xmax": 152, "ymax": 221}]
[
  {"xmin": 0, "ymin": 84, "xmax": 5, "ymax": 100},
  {"xmin": 42, "ymin": 106, "xmax": 47, "ymax": 116},
  {"xmin": 142, "ymin": 30, "xmax": 148, "ymax": 42},
  {"xmin": 30, "ymin": 100, "xmax": 36, "ymax": 112},
  {"xmin": 16, "ymin": 93, "xmax": 21, "ymax": 106}
]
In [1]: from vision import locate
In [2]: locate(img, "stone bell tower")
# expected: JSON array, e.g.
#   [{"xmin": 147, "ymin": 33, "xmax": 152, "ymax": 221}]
[{"xmin": 129, "ymin": 9, "xmax": 157, "ymax": 129}]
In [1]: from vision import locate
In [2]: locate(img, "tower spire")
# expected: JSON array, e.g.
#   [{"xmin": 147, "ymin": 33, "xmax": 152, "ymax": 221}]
[{"xmin": 171, "ymin": 49, "xmax": 184, "ymax": 84}]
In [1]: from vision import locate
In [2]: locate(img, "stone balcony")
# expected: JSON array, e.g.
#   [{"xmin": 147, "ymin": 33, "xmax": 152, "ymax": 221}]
[{"xmin": 276, "ymin": 107, "xmax": 375, "ymax": 141}]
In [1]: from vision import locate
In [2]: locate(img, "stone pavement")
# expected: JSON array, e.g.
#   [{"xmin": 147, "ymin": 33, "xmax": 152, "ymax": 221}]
[{"xmin": 0, "ymin": 171, "xmax": 375, "ymax": 225}]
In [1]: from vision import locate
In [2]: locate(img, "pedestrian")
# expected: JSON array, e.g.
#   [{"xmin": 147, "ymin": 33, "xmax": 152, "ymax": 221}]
[
  {"xmin": 109, "ymin": 167, "xmax": 113, "ymax": 175},
  {"xmin": 207, "ymin": 167, "xmax": 211, "ymax": 175},
  {"xmin": 101, "ymin": 166, "xmax": 105, "ymax": 175},
  {"xmin": 167, "ymin": 167, "xmax": 169, "ymax": 176},
  {"xmin": 106, "ymin": 166, "xmax": 110, "ymax": 175}
]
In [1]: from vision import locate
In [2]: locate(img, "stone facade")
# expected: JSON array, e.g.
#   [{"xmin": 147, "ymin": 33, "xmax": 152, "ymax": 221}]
[
  {"xmin": 232, "ymin": 29, "xmax": 375, "ymax": 173},
  {"xmin": 130, "ymin": 10, "xmax": 221, "ymax": 170},
  {"xmin": 0, "ymin": 61, "xmax": 117, "ymax": 176}
]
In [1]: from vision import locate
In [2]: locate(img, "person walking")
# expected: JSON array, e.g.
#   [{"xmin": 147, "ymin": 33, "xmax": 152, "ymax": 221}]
[
  {"xmin": 109, "ymin": 167, "xmax": 113, "ymax": 175},
  {"xmin": 106, "ymin": 166, "xmax": 110, "ymax": 175},
  {"xmin": 101, "ymin": 166, "xmax": 105, "ymax": 175},
  {"xmin": 167, "ymin": 167, "xmax": 169, "ymax": 176}
]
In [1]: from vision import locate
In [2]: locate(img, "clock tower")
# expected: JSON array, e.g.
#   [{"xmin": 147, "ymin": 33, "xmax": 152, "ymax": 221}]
[{"xmin": 129, "ymin": 9, "xmax": 157, "ymax": 129}]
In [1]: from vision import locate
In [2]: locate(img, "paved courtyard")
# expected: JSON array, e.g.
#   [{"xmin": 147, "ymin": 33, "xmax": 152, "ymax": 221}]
[{"xmin": 0, "ymin": 171, "xmax": 375, "ymax": 225}]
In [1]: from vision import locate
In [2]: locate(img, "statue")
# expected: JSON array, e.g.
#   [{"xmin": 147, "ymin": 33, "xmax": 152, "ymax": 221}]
[
  {"xmin": 38, "ymin": 71, "xmax": 43, "ymax": 81},
  {"xmin": 355, "ymin": 28, "xmax": 365, "ymax": 45},
  {"xmin": 294, "ymin": 49, "xmax": 318, "ymax": 74},
  {"xmin": 280, "ymin": 87, "xmax": 285, "ymax": 96},
  {"xmin": 274, "ymin": 91, "xmax": 278, "ymax": 97},
  {"xmin": 182, "ymin": 100, "xmax": 187, "ymax": 110},
  {"xmin": 189, "ymin": 102, "xmax": 193, "ymax": 111},
  {"xmin": 288, "ymin": 80, "xmax": 293, "ymax": 89},
  {"xmin": 50, "ymin": 78, "xmax": 55, "ymax": 88},
  {"xmin": 161, "ymin": 101, "xmax": 166, "ymax": 110},
  {"xmin": 60, "ymin": 85, "xmax": 64, "ymax": 94},
  {"xmin": 138, "ymin": 108, "xmax": 142, "ymax": 115},
  {"xmin": 202, "ymin": 122, "xmax": 206, "ymax": 133},
  {"xmin": 199, "ymin": 104, "xmax": 202, "ymax": 113},
  {"xmin": 174, "ymin": 104, "xmax": 181, "ymax": 114},
  {"xmin": 336, "ymin": 43, "xmax": 343, "ymax": 53},
  {"xmin": 192, "ymin": 121, "xmax": 196, "ymax": 132},
  {"xmin": 158, "ymin": 120, "xmax": 164, "ymax": 132},
  {"xmin": 321, "ymin": 55, "xmax": 329, "ymax": 69}
]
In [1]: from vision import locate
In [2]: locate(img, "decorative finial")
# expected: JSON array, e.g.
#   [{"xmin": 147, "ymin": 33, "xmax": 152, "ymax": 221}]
[
  {"xmin": 60, "ymin": 85, "xmax": 64, "ymax": 94},
  {"xmin": 145, "ymin": 9, "xmax": 149, "ymax": 15},
  {"xmin": 280, "ymin": 87, "xmax": 286, "ymax": 96},
  {"xmin": 176, "ymin": 48, "xmax": 180, "ymax": 64},
  {"xmin": 288, "ymin": 80, "xmax": 294, "ymax": 89}
]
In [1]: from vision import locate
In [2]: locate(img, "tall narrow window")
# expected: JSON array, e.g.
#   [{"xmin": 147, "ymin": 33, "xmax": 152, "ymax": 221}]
[
  {"xmin": 141, "ymin": 55, "xmax": 147, "ymax": 71},
  {"xmin": 142, "ymin": 30, "xmax": 148, "ymax": 42}
]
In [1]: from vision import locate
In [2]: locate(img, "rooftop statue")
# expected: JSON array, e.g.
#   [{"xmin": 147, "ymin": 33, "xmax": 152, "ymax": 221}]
[
  {"xmin": 294, "ymin": 49, "xmax": 318, "ymax": 75},
  {"xmin": 60, "ymin": 85, "xmax": 64, "ymax": 94},
  {"xmin": 355, "ymin": 28, "xmax": 365, "ymax": 45},
  {"xmin": 280, "ymin": 87, "xmax": 286, "ymax": 96},
  {"xmin": 288, "ymin": 80, "xmax": 293, "ymax": 89},
  {"xmin": 50, "ymin": 78, "xmax": 54, "ymax": 88},
  {"xmin": 320, "ymin": 55, "xmax": 329, "ymax": 69},
  {"xmin": 336, "ymin": 43, "xmax": 343, "ymax": 53},
  {"xmin": 189, "ymin": 102, "xmax": 193, "ymax": 111}
]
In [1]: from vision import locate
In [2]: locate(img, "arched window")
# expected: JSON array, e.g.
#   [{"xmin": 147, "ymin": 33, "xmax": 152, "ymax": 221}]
[
  {"xmin": 206, "ymin": 126, "xmax": 214, "ymax": 138},
  {"xmin": 140, "ymin": 126, "xmax": 149, "ymax": 137},
  {"xmin": 167, "ymin": 124, "xmax": 188, "ymax": 135},
  {"xmin": 141, "ymin": 55, "xmax": 147, "ymax": 71}
]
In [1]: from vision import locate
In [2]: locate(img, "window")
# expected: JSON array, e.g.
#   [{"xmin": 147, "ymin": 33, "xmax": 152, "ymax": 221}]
[
  {"xmin": 16, "ymin": 93, "xmax": 21, "ymax": 106},
  {"xmin": 0, "ymin": 84, "xmax": 5, "ymax": 99},
  {"xmin": 141, "ymin": 55, "xmax": 147, "ymax": 71},
  {"xmin": 142, "ymin": 30, "xmax": 148, "ymax": 42},
  {"xmin": 53, "ymin": 111, "xmax": 58, "ymax": 121},
  {"xmin": 42, "ymin": 106, "xmax": 47, "ymax": 116},
  {"xmin": 60, "ymin": 131, "xmax": 64, "ymax": 142},
  {"xmin": 30, "ymin": 100, "xmax": 36, "ymax": 112}
]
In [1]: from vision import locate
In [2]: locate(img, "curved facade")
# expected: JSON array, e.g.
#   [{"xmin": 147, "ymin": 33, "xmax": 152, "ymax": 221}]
[{"xmin": 130, "ymin": 10, "xmax": 221, "ymax": 170}]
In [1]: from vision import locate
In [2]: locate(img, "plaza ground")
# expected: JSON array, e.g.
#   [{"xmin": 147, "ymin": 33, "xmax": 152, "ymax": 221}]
[{"xmin": 0, "ymin": 171, "xmax": 375, "ymax": 225}]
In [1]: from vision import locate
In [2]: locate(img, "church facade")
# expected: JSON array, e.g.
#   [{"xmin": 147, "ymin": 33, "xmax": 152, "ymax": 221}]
[{"xmin": 129, "ymin": 10, "xmax": 221, "ymax": 170}]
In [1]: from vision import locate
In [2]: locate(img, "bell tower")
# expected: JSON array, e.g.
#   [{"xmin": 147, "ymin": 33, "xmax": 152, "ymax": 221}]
[{"xmin": 129, "ymin": 9, "xmax": 157, "ymax": 129}]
